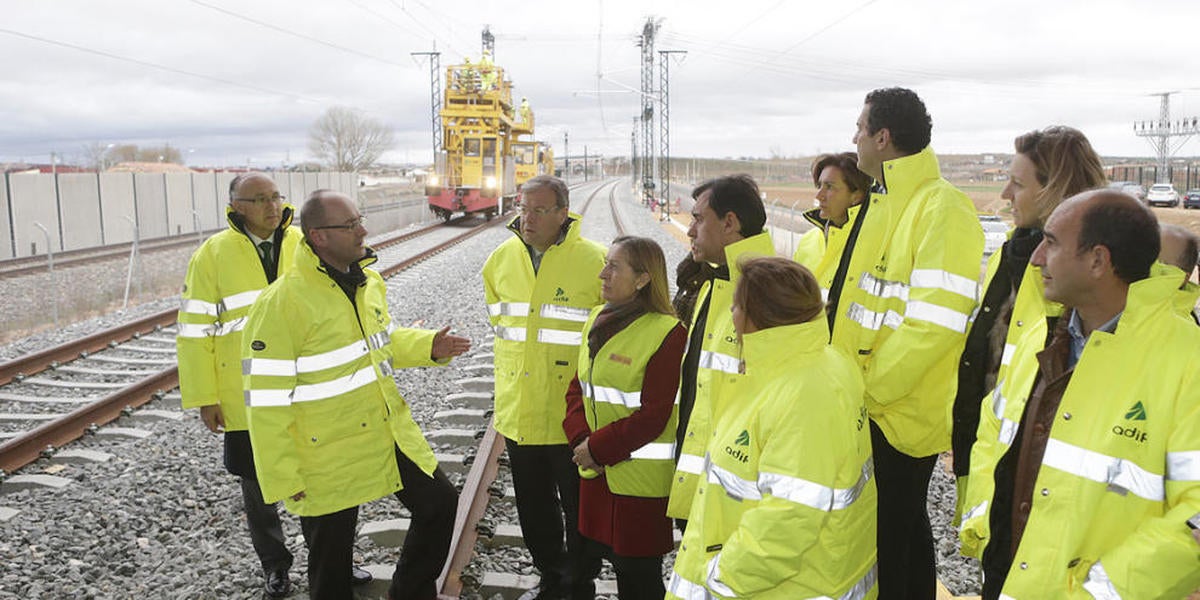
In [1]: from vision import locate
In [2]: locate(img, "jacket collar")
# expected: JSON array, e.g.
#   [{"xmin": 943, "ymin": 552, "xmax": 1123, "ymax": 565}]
[
  {"xmin": 877, "ymin": 146, "xmax": 941, "ymax": 200},
  {"xmin": 1102, "ymin": 262, "xmax": 1190, "ymax": 335},
  {"xmin": 722, "ymin": 231, "xmax": 775, "ymax": 279},
  {"xmin": 802, "ymin": 204, "xmax": 863, "ymax": 231},
  {"xmin": 292, "ymin": 236, "xmax": 378, "ymax": 275},
  {"xmin": 741, "ymin": 319, "xmax": 829, "ymax": 375},
  {"xmin": 225, "ymin": 203, "xmax": 295, "ymax": 236},
  {"xmin": 506, "ymin": 212, "xmax": 584, "ymax": 250}
]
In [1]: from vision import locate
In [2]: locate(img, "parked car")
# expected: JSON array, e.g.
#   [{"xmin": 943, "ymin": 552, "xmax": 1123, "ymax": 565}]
[
  {"xmin": 1120, "ymin": 183, "xmax": 1147, "ymax": 202},
  {"xmin": 1183, "ymin": 189, "xmax": 1200, "ymax": 209},
  {"xmin": 979, "ymin": 215, "xmax": 1008, "ymax": 256},
  {"xmin": 1146, "ymin": 184, "xmax": 1180, "ymax": 207}
]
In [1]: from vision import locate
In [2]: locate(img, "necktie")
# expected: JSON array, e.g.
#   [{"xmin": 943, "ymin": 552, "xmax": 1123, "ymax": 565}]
[{"xmin": 258, "ymin": 241, "xmax": 273, "ymax": 278}]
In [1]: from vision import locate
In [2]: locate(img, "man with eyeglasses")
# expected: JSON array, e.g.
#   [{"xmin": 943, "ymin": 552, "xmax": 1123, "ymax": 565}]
[
  {"xmin": 482, "ymin": 175, "xmax": 606, "ymax": 600},
  {"xmin": 177, "ymin": 172, "xmax": 316, "ymax": 598},
  {"xmin": 243, "ymin": 189, "xmax": 470, "ymax": 600}
]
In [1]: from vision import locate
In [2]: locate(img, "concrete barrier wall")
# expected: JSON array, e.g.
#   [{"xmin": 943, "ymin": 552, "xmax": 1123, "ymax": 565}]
[
  {"xmin": 133, "ymin": 174, "xmax": 169, "ymax": 239},
  {"xmin": 165, "ymin": 174, "xmax": 195, "ymax": 235},
  {"xmin": 192, "ymin": 172, "xmax": 222, "ymax": 230},
  {"xmin": 9, "ymin": 173, "xmax": 60, "ymax": 257},
  {"xmin": 58, "ymin": 174, "xmax": 104, "ymax": 250},
  {"xmin": 0, "ymin": 175, "xmax": 13, "ymax": 259},
  {"xmin": 1, "ymin": 171, "xmax": 355, "ymax": 258},
  {"xmin": 99, "ymin": 173, "xmax": 137, "ymax": 245}
]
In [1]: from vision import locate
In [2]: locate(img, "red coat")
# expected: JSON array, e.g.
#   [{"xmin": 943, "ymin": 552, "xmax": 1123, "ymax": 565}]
[{"xmin": 563, "ymin": 323, "xmax": 686, "ymax": 557}]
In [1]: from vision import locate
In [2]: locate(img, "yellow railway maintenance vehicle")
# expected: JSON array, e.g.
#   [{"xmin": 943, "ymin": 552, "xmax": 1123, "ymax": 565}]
[{"xmin": 425, "ymin": 37, "xmax": 553, "ymax": 222}]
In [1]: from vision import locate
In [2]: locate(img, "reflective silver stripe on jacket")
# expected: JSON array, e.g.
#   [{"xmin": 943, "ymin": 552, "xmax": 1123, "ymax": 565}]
[
  {"xmin": 835, "ymin": 563, "xmax": 878, "ymax": 600},
  {"xmin": 758, "ymin": 458, "xmax": 873, "ymax": 512},
  {"xmin": 180, "ymin": 298, "xmax": 219, "ymax": 317},
  {"xmin": 858, "ymin": 272, "xmax": 910, "ymax": 301},
  {"xmin": 584, "ymin": 382, "xmax": 642, "ymax": 409},
  {"xmin": 845, "ymin": 303, "xmax": 904, "ymax": 331},
  {"xmin": 221, "ymin": 289, "xmax": 262, "ymax": 313},
  {"xmin": 1042, "ymin": 438, "xmax": 1164, "ymax": 501},
  {"xmin": 698, "ymin": 350, "xmax": 740, "ymax": 375},
  {"xmin": 540, "ymin": 304, "xmax": 592, "ymax": 322},
  {"xmin": 296, "ymin": 341, "xmax": 369, "ymax": 373},
  {"xmin": 367, "ymin": 330, "xmax": 390, "ymax": 351},
  {"xmin": 906, "ymin": 301, "xmax": 969, "ymax": 333},
  {"xmin": 245, "ymin": 388, "xmax": 292, "ymax": 407},
  {"xmin": 177, "ymin": 317, "xmax": 247, "ymax": 338},
  {"xmin": 676, "ymin": 453, "xmax": 705, "ymax": 475},
  {"xmin": 1080, "ymin": 560, "xmax": 1122, "ymax": 600},
  {"xmin": 1000, "ymin": 343, "xmax": 1015, "ymax": 367},
  {"xmin": 1166, "ymin": 450, "xmax": 1200, "ymax": 481},
  {"xmin": 706, "ymin": 457, "xmax": 761, "ymax": 502},
  {"xmin": 292, "ymin": 365, "xmax": 377, "ymax": 403},
  {"xmin": 488, "ymin": 301, "xmax": 530, "ymax": 317},
  {"xmin": 494, "ymin": 325, "xmax": 527, "ymax": 342},
  {"xmin": 991, "ymin": 386, "xmax": 1019, "ymax": 446},
  {"xmin": 537, "ymin": 328, "xmax": 582, "ymax": 345},
  {"xmin": 629, "ymin": 442, "xmax": 675, "ymax": 461},
  {"xmin": 960, "ymin": 500, "xmax": 989, "ymax": 529},
  {"xmin": 243, "ymin": 358, "xmax": 297, "ymax": 377},
  {"xmin": 666, "ymin": 572, "xmax": 715, "ymax": 600},
  {"xmin": 910, "ymin": 268, "xmax": 979, "ymax": 302},
  {"xmin": 704, "ymin": 555, "xmax": 736, "ymax": 598}
]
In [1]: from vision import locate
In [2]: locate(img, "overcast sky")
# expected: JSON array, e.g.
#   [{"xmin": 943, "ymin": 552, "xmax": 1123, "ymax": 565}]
[{"xmin": 3, "ymin": 0, "xmax": 1200, "ymax": 169}]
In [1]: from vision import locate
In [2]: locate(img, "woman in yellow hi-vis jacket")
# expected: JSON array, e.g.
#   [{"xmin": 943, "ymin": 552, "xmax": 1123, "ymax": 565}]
[
  {"xmin": 563, "ymin": 236, "xmax": 685, "ymax": 599},
  {"xmin": 668, "ymin": 257, "xmax": 877, "ymax": 600}
]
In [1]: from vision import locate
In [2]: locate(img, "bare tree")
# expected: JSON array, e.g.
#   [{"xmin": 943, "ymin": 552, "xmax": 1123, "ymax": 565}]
[
  {"xmin": 80, "ymin": 142, "xmax": 112, "ymax": 170},
  {"xmin": 308, "ymin": 106, "xmax": 395, "ymax": 171}
]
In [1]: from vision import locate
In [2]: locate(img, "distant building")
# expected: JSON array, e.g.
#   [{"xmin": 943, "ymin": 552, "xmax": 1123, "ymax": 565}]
[{"xmin": 106, "ymin": 161, "xmax": 194, "ymax": 173}]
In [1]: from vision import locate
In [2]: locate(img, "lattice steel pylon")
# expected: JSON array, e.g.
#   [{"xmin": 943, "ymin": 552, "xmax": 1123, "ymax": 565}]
[
  {"xmin": 1134, "ymin": 92, "xmax": 1199, "ymax": 183},
  {"xmin": 659, "ymin": 49, "xmax": 685, "ymax": 220},
  {"xmin": 411, "ymin": 49, "xmax": 442, "ymax": 157},
  {"xmin": 638, "ymin": 18, "xmax": 659, "ymax": 207}
]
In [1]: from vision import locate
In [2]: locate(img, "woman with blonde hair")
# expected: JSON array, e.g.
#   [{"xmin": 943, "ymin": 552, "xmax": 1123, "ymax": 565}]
[
  {"xmin": 668, "ymin": 257, "xmax": 877, "ymax": 599},
  {"xmin": 951, "ymin": 126, "xmax": 1106, "ymax": 596},
  {"xmin": 562, "ymin": 235, "xmax": 685, "ymax": 599}
]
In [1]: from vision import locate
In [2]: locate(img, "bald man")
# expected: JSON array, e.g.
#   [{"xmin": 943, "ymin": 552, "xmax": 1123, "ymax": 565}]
[
  {"xmin": 177, "ymin": 173, "xmax": 304, "ymax": 598},
  {"xmin": 959, "ymin": 191, "xmax": 1200, "ymax": 598},
  {"xmin": 243, "ymin": 190, "xmax": 470, "ymax": 600}
]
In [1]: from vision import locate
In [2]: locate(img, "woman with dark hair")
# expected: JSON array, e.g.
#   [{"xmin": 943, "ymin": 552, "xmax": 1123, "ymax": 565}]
[
  {"xmin": 667, "ymin": 257, "xmax": 877, "ymax": 599},
  {"xmin": 952, "ymin": 126, "xmax": 1106, "ymax": 521},
  {"xmin": 562, "ymin": 236, "xmax": 686, "ymax": 599},
  {"xmin": 792, "ymin": 152, "xmax": 872, "ymax": 300}
]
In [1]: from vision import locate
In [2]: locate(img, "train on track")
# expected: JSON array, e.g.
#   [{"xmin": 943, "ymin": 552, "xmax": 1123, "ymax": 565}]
[{"xmin": 425, "ymin": 33, "xmax": 554, "ymax": 222}]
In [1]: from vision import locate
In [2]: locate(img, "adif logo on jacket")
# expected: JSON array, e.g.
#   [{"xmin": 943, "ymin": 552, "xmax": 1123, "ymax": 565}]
[
  {"xmin": 1111, "ymin": 401, "xmax": 1149, "ymax": 443},
  {"xmin": 725, "ymin": 430, "xmax": 751, "ymax": 463}
]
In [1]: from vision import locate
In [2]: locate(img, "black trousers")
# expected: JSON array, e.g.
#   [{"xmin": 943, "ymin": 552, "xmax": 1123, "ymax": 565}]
[
  {"xmin": 505, "ymin": 438, "xmax": 582, "ymax": 595},
  {"xmin": 574, "ymin": 536, "xmax": 664, "ymax": 600},
  {"xmin": 870, "ymin": 420, "xmax": 938, "ymax": 600},
  {"xmin": 226, "ymin": 431, "xmax": 293, "ymax": 575},
  {"xmin": 300, "ymin": 447, "xmax": 458, "ymax": 600}
]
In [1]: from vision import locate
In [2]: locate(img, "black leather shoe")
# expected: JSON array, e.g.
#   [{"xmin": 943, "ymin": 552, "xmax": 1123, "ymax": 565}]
[
  {"xmin": 351, "ymin": 565, "xmax": 373, "ymax": 586},
  {"xmin": 264, "ymin": 569, "xmax": 291, "ymax": 598}
]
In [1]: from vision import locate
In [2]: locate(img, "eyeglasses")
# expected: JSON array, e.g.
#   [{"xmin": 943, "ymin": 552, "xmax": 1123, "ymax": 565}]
[
  {"xmin": 313, "ymin": 215, "xmax": 366, "ymax": 231},
  {"xmin": 517, "ymin": 204, "xmax": 561, "ymax": 217},
  {"xmin": 234, "ymin": 193, "xmax": 285, "ymax": 205}
]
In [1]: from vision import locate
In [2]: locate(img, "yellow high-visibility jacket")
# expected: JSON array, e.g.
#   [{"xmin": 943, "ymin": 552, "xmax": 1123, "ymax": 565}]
[
  {"xmin": 668, "ymin": 232, "xmax": 775, "ymax": 519},
  {"xmin": 791, "ymin": 205, "xmax": 863, "ymax": 303},
  {"xmin": 959, "ymin": 266, "xmax": 1200, "ymax": 598},
  {"xmin": 576, "ymin": 308, "xmax": 680, "ymax": 497},
  {"xmin": 667, "ymin": 319, "xmax": 877, "ymax": 600},
  {"xmin": 952, "ymin": 237, "xmax": 1063, "ymax": 520},
  {"xmin": 482, "ymin": 215, "xmax": 605, "ymax": 445},
  {"xmin": 241, "ymin": 242, "xmax": 443, "ymax": 517},
  {"xmin": 176, "ymin": 205, "xmax": 302, "ymax": 431},
  {"xmin": 828, "ymin": 147, "xmax": 983, "ymax": 457}
]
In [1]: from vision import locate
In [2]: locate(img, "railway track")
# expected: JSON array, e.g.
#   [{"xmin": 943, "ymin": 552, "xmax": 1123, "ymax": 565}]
[
  {"xmin": 0, "ymin": 229, "xmax": 225, "ymax": 279},
  {"xmin": 0, "ymin": 214, "xmax": 501, "ymax": 476}
]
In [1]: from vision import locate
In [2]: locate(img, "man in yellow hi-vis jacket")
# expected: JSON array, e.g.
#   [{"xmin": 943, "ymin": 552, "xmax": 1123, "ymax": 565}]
[
  {"xmin": 482, "ymin": 175, "xmax": 606, "ymax": 600},
  {"xmin": 176, "ymin": 173, "xmax": 306, "ymax": 598},
  {"xmin": 833, "ymin": 87, "xmax": 983, "ymax": 599},
  {"xmin": 242, "ymin": 190, "xmax": 470, "ymax": 600}
]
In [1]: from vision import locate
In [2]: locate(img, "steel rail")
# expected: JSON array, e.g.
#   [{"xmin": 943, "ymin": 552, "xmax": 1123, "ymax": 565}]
[
  {"xmin": 0, "ymin": 217, "xmax": 495, "ymax": 476},
  {"xmin": 0, "ymin": 230, "xmax": 222, "ymax": 279}
]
